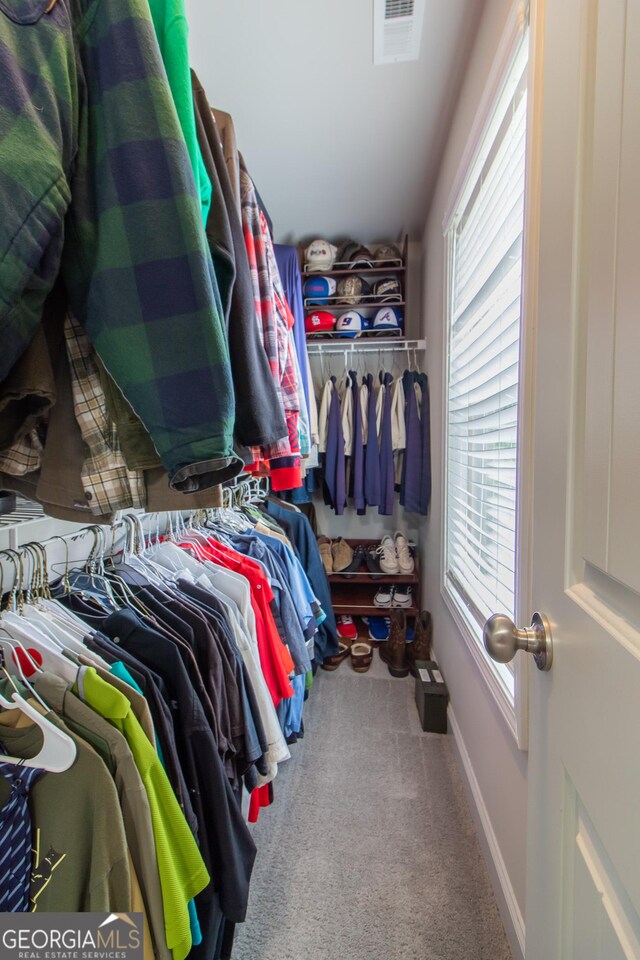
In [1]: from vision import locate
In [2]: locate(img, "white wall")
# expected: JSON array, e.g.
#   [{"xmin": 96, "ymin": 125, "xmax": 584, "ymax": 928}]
[
  {"xmin": 421, "ymin": 1, "xmax": 528, "ymax": 956},
  {"xmin": 184, "ymin": 0, "xmax": 480, "ymax": 242}
]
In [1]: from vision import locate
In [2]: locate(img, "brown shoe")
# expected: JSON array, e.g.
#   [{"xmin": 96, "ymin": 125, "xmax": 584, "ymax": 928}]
[
  {"xmin": 318, "ymin": 536, "xmax": 333, "ymax": 575},
  {"xmin": 379, "ymin": 610, "xmax": 409, "ymax": 678},
  {"xmin": 331, "ymin": 538, "xmax": 354, "ymax": 573},
  {"xmin": 407, "ymin": 611, "xmax": 433, "ymax": 677}
]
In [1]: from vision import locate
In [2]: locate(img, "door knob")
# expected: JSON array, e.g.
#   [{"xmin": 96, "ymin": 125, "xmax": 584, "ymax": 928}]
[{"xmin": 483, "ymin": 612, "xmax": 553, "ymax": 671}]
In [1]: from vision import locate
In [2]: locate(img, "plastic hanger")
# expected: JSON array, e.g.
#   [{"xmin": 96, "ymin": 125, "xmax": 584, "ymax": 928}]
[{"xmin": 0, "ymin": 657, "xmax": 76, "ymax": 773}]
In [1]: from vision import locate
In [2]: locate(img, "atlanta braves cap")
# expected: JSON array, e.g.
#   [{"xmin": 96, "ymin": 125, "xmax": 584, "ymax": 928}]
[{"xmin": 371, "ymin": 306, "xmax": 402, "ymax": 332}]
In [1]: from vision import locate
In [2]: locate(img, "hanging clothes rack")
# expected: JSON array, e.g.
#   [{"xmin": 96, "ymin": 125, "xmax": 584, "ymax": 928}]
[{"xmin": 306, "ymin": 338, "xmax": 426, "ymax": 356}]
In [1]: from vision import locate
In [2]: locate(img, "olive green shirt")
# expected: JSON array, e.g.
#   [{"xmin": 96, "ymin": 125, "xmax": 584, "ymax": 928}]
[
  {"xmin": 34, "ymin": 671, "xmax": 171, "ymax": 960},
  {"xmin": 0, "ymin": 686, "xmax": 131, "ymax": 913}
]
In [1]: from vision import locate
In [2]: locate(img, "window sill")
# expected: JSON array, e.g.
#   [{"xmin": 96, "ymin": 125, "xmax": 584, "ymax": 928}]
[{"xmin": 441, "ymin": 581, "xmax": 519, "ymax": 743}]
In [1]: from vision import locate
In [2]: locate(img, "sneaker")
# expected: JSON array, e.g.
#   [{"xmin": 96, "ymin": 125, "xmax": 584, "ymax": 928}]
[
  {"xmin": 392, "ymin": 586, "xmax": 413, "ymax": 608},
  {"xmin": 376, "ymin": 535, "xmax": 400, "ymax": 574},
  {"xmin": 337, "ymin": 615, "xmax": 358, "ymax": 640},
  {"xmin": 318, "ymin": 536, "xmax": 333, "ymax": 575},
  {"xmin": 394, "ymin": 532, "xmax": 415, "ymax": 574},
  {"xmin": 332, "ymin": 538, "xmax": 354, "ymax": 573},
  {"xmin": 339, "ymin": 544, "xmax": 365, "ymax": 578},
  {"xmin": 365, "ymin": 546, "xmax": 382, "ymax": 577},
  {"xmin": 368, "ymin": 616, "xmax": 391, "ymax": 641},
  {"xmin": 374, "ymin": 586, "xmax": 394, "ymax": 607}
]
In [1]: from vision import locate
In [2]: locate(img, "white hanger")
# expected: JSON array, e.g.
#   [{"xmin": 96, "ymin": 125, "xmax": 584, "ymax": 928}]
[{"xmin": 0, "ymin": 672, "xmax": 76, "ymax": 773}]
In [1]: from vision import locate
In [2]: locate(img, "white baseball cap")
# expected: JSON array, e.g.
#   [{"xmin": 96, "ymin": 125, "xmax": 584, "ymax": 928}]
[
  {"xmin": 304, "ymin": 239, "xmax": 338, "ymax": 272},
  {"xmin": 371, "ymin": 307, "xmax": 402, "ymax": 332},
  {"xmin": 335, "ymin": 311, "xmax": 368, "ymax": 338}
]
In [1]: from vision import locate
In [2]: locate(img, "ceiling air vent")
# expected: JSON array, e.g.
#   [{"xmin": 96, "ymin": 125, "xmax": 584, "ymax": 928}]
[{"xmin": 373, "ymin": 0, "xmax": 425, "ymax": 65}]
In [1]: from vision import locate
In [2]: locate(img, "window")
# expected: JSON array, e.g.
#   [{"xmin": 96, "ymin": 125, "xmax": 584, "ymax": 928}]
[{"xmin": 443, "ymin": 27, "xmax": 529, "ymax": 701}]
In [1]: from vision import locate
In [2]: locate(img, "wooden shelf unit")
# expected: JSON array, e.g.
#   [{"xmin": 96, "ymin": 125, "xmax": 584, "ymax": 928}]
[
  {"xmin": 328, "ymin": 538, "xmax": 420, "ymax": 618},
  {"xmin": 301, "ymin": 235, "xmax": 409, "ymax": 336}
]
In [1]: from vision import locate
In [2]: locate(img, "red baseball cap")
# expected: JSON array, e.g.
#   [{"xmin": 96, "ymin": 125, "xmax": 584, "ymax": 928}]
[{"xmin": 305, "ymin": 311, "xmax": 336, "ymax": 335}]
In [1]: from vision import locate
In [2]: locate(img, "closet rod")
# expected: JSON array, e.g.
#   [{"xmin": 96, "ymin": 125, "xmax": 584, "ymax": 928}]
[{"xmin": 306, "ymin": 338, "xmax": 426, "ymax": 356}]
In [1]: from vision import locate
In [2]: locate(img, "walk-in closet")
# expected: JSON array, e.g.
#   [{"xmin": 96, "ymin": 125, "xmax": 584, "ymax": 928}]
[{"xmin": 3, "ymin": 1, "xmax": 640, "ymax": 959}]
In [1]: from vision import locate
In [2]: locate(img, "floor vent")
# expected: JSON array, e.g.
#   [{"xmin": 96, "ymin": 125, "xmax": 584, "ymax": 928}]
[{"xmin": 373, "ymin": 0, "xmax": 425, "ymax": 65}]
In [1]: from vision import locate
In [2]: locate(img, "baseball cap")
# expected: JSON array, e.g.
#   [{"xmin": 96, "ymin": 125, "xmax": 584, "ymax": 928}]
[
  {"xmin": 337, "ymin": 276, "xmax": 372, "ymax": 305},
  {"xmin": 373, "ymin": 277, "xmax": 402, "ymax": 303},
  {"xmin": 303, "ymin": 276, "xmax": 337, "ymax": 305},
  {"xmin": 337, "ymin": 241, "xmax": 374, "ymax": 269},
  {"xmin": 374, "ymin": 243, "xmax": 403, "ymax": 266},
  {"xmin": 305, "ymin": 311, "xmax": 336, "ymax": 335},
  {"xmin": 335, "ymin": 311, "xmax": 368, "ymax": 338},
  {"xmin": 304, "ymin": 239, "xmax": 337, "ymax": 272},
  {"xmin": 371, "ymin": 306, "xmax": 402, "ymax": 332}
]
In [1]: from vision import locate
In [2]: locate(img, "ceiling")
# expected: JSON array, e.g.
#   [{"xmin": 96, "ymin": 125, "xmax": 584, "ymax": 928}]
[{"xmin": 185, "ymin": 0, "xmax": 483, "ymax": 246}]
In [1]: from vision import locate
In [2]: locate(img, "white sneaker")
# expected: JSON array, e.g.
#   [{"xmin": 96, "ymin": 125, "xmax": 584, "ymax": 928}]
[
  {"xmin": 394, "ymin": 532, "xmax": 415, "ymax": 574},
  {"xmin": 376, "ymin": 535, "xmax": 400, "ymax": 574},
  {"xmin": 392, "ymin": 586, "xmax": 413, "ymax": 608},
  {"xmin": 374, "ymin": 586, "xmax": 394, "ymax": 607}
]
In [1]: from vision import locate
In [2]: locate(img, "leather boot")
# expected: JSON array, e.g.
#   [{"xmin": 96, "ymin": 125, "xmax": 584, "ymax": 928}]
[
  {"xmin": 407, "ymin": 610, "xmax": 433, "ymax": 677},
  {"xmin": 379, "ymin": 610, "xmax": 409, "ymax": 678}
]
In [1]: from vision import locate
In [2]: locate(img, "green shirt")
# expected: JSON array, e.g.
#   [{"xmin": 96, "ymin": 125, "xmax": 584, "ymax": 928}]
[
  {"xmin": 147, "ymin": 0, "xmax": 212, "ymax": 225},
  {"xmin": 76, "ymin": 666, "xmax": 210, "ymax": 960},
  {"xmin": 35, "ymin": 671, "xmax": 171, "ymax": 960},
  {"xmin": 0, "ymin": 688, "xmax": 131, "ymax": 914}
]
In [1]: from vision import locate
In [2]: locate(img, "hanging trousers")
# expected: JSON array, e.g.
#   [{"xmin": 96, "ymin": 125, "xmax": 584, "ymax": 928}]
[
  {"xmin": 349, "ymin": 370, "xmax": 365, "ymax": 513},
  {"xmin": 400, "ymin": 369, "xmax": 422, "ymax": 513},
  {"xmin": 418, "ymin": 372, "xmax": 432, "ymax": 515},
  {"xmin": 323, "ymin": 377, "xmax": 346, "ymax": 514},
  {"xmin": 378, "ymin": 372, "xmax": 395, "ymax": 516},
  {"xmin": 363, "ymin": 373, "xmax": 380, "ymax": 508}
]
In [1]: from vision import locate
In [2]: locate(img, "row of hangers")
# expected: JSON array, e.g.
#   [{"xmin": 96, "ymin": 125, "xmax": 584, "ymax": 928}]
[
  {"xmin": 311, "ymin": 345, "xmax": 423, "ymax": 385},
  {"xmin": 0, "ymin": 482, "xmax": 271, "ymax": 774}
]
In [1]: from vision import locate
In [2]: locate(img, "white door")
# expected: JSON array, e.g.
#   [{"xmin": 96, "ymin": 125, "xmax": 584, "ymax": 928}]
[{"xmin": 523, "ymin": 0, "xmax": 640, "ymax": 956}]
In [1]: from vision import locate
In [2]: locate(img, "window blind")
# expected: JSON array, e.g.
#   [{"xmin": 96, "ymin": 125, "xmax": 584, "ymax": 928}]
[{"xmin": 445, "ymin": 35, "xmax": 528, "ymax": 630}]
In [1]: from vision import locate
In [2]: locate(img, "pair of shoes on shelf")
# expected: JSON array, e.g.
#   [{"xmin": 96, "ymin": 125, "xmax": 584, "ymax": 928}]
[
  {"xmin": 378, "ymin": 610, "xmax": 433, "ymax": 678},
  {"xmin": 375, "ymin": 533, "xmax": 415, "ymax": 575},
  {"xmin": 321, "ymin": 627, "xmax": 373, "ymax": 673},
  {"xmin": 367, "ymin": 616, "xmax": 391, "ymax": 641},
  {"xmin": 318, "ymin": 536, "xmax": 353, "ymax": 575},
  {"xmin": 339, "ymin": 544, "xmax": 366, "ymax": 578},
  {"xmin": 337, "ymin": 615, "xmax": 358, "ymax": 640},
  {"xmin": 373, "ymin": 585, "xmax": 413, "ymax": 608}
]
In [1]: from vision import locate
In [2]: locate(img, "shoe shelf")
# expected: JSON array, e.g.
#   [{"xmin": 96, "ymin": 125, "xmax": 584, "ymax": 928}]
[
  {"xmin": 328, "ymin": 538, "xmax": 421, "ymax": 618},
  {"xmin": 331, "ymin": 583, "xmax": 419, "ymax": 618}
]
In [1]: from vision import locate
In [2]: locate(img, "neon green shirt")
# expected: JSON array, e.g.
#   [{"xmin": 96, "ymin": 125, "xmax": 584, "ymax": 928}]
[
  {"xmin": 77, "ymin": 667, "xmax": 210, "ymax": 960},
  {"xmin": 148, "ymin": 0, "xmax": 212, "ymax": 225}
]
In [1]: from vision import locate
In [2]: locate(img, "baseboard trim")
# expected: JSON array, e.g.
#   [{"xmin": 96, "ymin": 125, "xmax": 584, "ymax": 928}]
[{"xmin": 448, "ymin": 706, "xmax": 526, "ymax": 960}]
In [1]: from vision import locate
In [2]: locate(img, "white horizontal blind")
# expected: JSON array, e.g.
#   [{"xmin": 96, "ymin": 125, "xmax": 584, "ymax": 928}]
[{"xmin": 445, "ymin": 33, "xmax": 529, "ymax": 636}]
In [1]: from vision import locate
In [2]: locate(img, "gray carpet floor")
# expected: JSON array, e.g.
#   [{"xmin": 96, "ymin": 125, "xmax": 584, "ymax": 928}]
[{"xmin": 233, "ymin": 655, "xmax": 513, "ymax": 960}]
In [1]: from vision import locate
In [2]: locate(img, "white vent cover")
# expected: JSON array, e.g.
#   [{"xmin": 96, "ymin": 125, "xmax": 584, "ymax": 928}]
[{"xmin": 373, "ymin": 0, "xmax": 425, "ymax": 65}]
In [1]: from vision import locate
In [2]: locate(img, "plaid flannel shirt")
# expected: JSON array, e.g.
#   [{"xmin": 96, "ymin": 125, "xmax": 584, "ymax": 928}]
[
  {"xmin": 0, "ymin": 0, "xmax": 241, "ymax": 491},
  {"xmin": 0, "ymin": 429, "xmax": 43, "ymax": 476},
  {"xmin": 64, "ymin": 313, "xmax": 146, "ymax": 515},
  {"xmin": 240, "ymin": 164, "xmax": 302, "ymax": 490}
]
